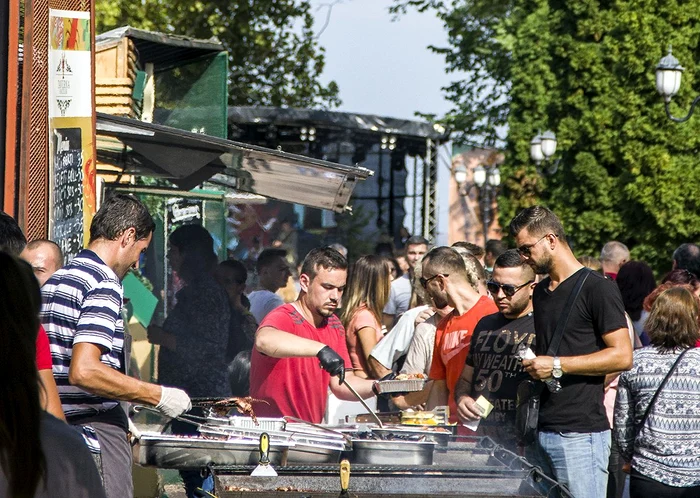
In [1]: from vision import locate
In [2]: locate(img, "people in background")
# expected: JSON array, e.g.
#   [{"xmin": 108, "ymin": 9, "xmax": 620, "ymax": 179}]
[
  {"xmin": 672, "ymin": 243, "xmax": 700, "ymax": 279},
  {"xmin": 616, "ymin": 260, "xmax": 656, "ymax": 343},
  {"xmin": 0, "ymin": 252, "xmax": 105, "ymax": 498},
  {"xmin": 578, "ymin": 255, "xmax": 602, "ymax": 273},
  {"xmin": 484, "ymin": 239, "xmax": 508, "ymax": 272},
  {"xmin": 615, "ymin": 287, "xmax": 700, "ymax": 497},
  {"xmin": 383, "ymin": 236, "xmax": 429, "ymax": 330},
  {"xmin": 216, "ymin": 259, "xmax": 256, "ymax": 362},
  {"xmin": 600, "ymin": 240, "xmax": 630, "ymax": 280},
  {"xmin": 248, "ymin": 248, "xmax": 292, "ymax": 323},
  {"xmin": 341, "ymin": 255, "xmax": 392, "ymax": 379},
  {"xmin": 21, "ymin": 239, "xmax": 64, "ymax": 286}
]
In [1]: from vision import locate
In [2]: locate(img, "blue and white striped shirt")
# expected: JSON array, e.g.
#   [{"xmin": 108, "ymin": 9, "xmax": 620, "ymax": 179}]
[{"xmin": 40, "ymin": 249, "xmax": 125, "ymax": 421}]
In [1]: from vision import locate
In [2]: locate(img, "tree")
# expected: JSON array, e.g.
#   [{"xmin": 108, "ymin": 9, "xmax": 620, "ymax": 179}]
[
  {"xmin": 390, "ymin": 0, "xmax": 515, "ymax": 146},
  {"xmin": 96, "ymin": 0, "xmax": 341, "ymax": 109},
  {"xmin": 397, "ymin": 0, "xmax": 700, "ymax": 274},
  {"xmin": 503, "ymin": 0, "xmax": 700, "ymax": 274}
]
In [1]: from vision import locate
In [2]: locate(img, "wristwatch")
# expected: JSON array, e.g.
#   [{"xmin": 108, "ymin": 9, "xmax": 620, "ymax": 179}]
[{"xmin": 552, "ymin": 357, "xmax": 563, "ymax": 379}]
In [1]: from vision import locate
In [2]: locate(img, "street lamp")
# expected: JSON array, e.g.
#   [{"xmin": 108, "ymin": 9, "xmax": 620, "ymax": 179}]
[
  {"xmin": 530, "ymin": 130, "xmax": 560, "ymax": 174},
  {"xmin": 454, "ymin": 163, "xmax": 501, "ymax": 244},
  {"xmin": 655, "ymin": 47, "xmax": 700, "ymax": 123}
]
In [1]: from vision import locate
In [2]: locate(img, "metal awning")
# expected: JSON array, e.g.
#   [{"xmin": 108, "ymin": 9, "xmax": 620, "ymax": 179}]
[{"xmin": 95, "ymin": 113, "xmax": 372, "ymax": 212}]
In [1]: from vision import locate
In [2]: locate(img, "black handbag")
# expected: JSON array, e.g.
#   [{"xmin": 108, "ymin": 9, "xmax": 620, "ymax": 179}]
[{"xmin": 515, "ymin": 269, "xmax": 591, "ymax": 445}]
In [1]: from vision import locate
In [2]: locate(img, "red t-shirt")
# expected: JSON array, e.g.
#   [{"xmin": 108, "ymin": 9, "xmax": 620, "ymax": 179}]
[
  {"xmin": 429, "ymin": 296, "xmax": 498, "ymax": 422},
  {"xmin": 36, "ymin": 324, "xmax": 53, "ymax": 371},
  {"xmin": 250, "ymin": 303, "xmax": 352, "ymax": 423}
]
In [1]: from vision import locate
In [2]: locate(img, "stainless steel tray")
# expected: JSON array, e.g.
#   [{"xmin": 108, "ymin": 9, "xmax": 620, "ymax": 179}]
[
  {"xmin": 374, "ymin": 378, "xmax": 427, "ymax": 394},
  {"xmin": 371, "ymin": 425, "xmax": 452, "ymax": 447},
  {"xmin": 133, "ymin": 433, "xmax": 291, "ymax": 469},
  {"xmin": 349, "ymin": 439, "xmax": 437, "ymax": 465}
]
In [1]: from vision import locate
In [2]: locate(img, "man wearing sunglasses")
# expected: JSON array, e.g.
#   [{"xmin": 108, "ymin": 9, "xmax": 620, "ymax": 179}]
[
  {"xmin": 509, "ymin": 206, "xmax": 632, "ymax": 498},
  {"xmin": 454, "ymin": 250, "xmax": 536, "ymax": 450},
  {"xmin": 424, "ymin": 247, "xmax": 497, "ymax": 422}
]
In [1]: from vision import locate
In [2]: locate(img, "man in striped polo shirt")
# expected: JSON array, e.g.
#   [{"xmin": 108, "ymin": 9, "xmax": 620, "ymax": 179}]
[{"xmin": 41, "ymin": 194, "xmax": 191, "ymax": 498}]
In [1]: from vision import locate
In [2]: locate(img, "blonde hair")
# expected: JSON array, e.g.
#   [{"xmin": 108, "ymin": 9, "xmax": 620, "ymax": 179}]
[{"xmin": 341, "ymin": 255, "xmax": 391, "ymax": 328}]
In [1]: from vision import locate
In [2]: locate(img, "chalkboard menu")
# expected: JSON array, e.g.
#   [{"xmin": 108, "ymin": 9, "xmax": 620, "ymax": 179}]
[{"xmin": 52, "ymin": 127, "xmax": 84, "ymax": 262}]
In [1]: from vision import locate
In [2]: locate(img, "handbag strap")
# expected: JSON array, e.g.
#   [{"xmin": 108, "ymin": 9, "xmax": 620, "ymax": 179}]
[
  {"xmin": 546, "ymin": 268, "xmax": 591, "ymax": 357},
  {"xmin": 636, "ymin": 348, "xmax": 690, "ymax": 434}
]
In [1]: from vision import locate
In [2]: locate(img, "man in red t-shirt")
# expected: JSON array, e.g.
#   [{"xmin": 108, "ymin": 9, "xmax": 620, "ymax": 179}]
[
  {"xmin": 251, "ymin": 247, "xmax": 377, "ymax": 423},
  {"xmin": 424, "ymin": 247, "xmax": 498, "ymax": 422}
]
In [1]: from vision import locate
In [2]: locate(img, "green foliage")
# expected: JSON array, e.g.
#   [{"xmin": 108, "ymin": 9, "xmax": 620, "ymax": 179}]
[
  {"xmin": 398, "ymin": 0, "xmax": 700, "ymax": 274},
  {"xmin": 96, "ymin": 0, "xmax": 341, "ymax": 109}
]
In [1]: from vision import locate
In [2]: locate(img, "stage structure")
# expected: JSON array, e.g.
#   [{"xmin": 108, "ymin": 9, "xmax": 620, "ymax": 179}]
[{"xmin": 225, "ymin": 107, "xmax": 450, "ymax": 243}]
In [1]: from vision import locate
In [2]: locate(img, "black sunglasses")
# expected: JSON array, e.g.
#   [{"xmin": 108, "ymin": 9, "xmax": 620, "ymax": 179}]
[
  {"xmin": 487, "ymin": 279, "xmax": 534, "ymax": 297},
  {"xmin": 420, "ymin": 273, "xmax": 448, "ymax": 288},
  {"xmin": 517, "ymin": 234, "xmax": 557, "ymax": 257}
]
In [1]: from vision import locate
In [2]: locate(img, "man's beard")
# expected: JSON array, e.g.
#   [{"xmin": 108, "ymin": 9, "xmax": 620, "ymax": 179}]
[{"xmin": 531, "ymin": 254, "xmax": 553, "ymax": 275}]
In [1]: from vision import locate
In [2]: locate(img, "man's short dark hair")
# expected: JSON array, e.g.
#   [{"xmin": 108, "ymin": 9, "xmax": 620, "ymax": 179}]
[
  {"xmin": 494, "ymin": 249, "xmax": 535, "ymax": 280},
  {"xmin": 452, "ymin": 241, "xmax": 485, "ymax": 259},
  {"xmin": 422, "ymin": 246, "xmax": 469, "ymax": 280},
  {"xmin": 405, "ymin": 235, "xmax": 429, "ymax": 248},
  {"xmin": 673, "ymin": 243, "xmax": 700, "ymax": 279},
  {"xmin": 509, "ymin": 205, "xmax": 567, "ymax": 242},
  {"xmin": 25, "ymin": 239, "xmax": 64, "ymax": 267},
  {"xmin": 300, "ymin": 246, "xmax": 348, "ymax": 280},
  {"xmin": 485, "ymin": 239, "xmax": 508, "ymax": 257},
  {"xmin": 0, "ymin": 211, "xmax": 27, "ymax": 256},
  {"xmin": 90, "ymin": 194, "xmax": 155, "ymax": 243},
  {"xmin": 256, "ymin": 248, "xmax": 288, "ymax": 272}
]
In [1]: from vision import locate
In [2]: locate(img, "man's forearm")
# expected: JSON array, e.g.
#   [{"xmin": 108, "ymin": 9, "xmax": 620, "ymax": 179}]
[
  {"xmin": 331, "ymin": 374, "xmax": 376, "ymax": 400},
  {"xmin": 367, "ymin": 355, "xmax": 393, "ymax": 379},
  {"xmin": 255, "ymin": 327, "xmax": 324, "ymax": 358},
  {"xmin": 426, "ymin": 379, "xmax": 448, "ymax": 411},
  {"xmin": 70, "ymin": 359, "xmax": 162, "ymax": 406},
  {"xmin": 561, "ymin": 347, "xmax": 632, "ymax": 376},
  {"xmin": 453, "ymin": 378, "xmax": 472, "ymax": 404}
]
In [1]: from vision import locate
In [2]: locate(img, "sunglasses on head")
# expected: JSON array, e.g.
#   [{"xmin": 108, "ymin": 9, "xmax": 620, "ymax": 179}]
[{"xmin": 487, "ymin": 279, "xmax": 534, "ymax": 297}]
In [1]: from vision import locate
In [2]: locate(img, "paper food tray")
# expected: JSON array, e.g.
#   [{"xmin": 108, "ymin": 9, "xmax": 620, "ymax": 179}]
[{"xmin": 374, "ymin": 378, "xmax": 427, "ymax": 394}]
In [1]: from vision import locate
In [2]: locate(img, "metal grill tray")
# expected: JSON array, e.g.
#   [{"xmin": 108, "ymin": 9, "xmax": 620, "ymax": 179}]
[
  {"xmin": 374, "ymin": 378, "xmax": 427, "ymax": 394},
  {"xmin": 133, "ymin": 432, "xmax": 291, "ymax": 469}
]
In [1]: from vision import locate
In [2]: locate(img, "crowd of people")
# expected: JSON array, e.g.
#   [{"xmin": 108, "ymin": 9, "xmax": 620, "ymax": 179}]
[{"xmin": 2, "ymin": 195, "xmax": 700, "ymax": 498}]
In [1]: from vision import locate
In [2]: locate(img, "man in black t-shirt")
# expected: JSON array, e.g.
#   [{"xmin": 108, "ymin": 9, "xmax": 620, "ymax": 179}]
[
  {"xmin": 509, "ymin": 206, "xmax": 632, "ymax": 498},
  {"xmin": 455, "ymin": 250, "xmax": 536, "ymax": 450}
]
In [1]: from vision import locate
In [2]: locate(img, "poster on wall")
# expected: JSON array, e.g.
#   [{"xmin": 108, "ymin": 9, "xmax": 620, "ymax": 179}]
[{"xmin": 48, "ymin": 9, "xmax": 96, "ymax": 261}]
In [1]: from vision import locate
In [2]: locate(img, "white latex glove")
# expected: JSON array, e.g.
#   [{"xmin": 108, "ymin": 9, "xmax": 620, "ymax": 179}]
[
  {"xmin": 127, "ymin": 418, "xmax": 141, "ymax": 445},
  {"xmin": 155, "ymin": 387, "xmax": 192, "ymax": 418}
]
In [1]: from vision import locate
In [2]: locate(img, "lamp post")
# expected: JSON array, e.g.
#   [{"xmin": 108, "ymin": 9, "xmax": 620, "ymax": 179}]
[
  {"xmin": 454, "ymin": 163, "xmax": 501, "ymax": 244},
  {"xmin": 530, "ymin": 130, "xmax": 560, "ymax": 174},
  {"xmin": 655, "ymin": 47, "xmax": 700, "ymax": 123}
]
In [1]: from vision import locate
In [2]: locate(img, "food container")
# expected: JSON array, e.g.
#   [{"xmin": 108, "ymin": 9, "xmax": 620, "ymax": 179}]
[
  {"xmin": 372, "ymin": 426, "xmax": 452, "ymax": 448},
  {"xmin": 374, "ymin": 378, "xmax": 427, "ymax": 394},
  {"xmin": 133, "ymin": 432, "xmax": 291, "ymax": 469},
  {"xmin": 285, "ymin": 436, "xmax": 347, "ymax": 464},
  {"xmin": 228, "ymin": 416, "xmax": 286, "ymax": 432},
  {"xmin": 349, "ymin": 439, "xmax": 437, "ymax": 465}
]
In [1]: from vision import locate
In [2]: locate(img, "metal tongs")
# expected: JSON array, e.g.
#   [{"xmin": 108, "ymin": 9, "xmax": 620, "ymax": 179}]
[
  {"xmin": 341, "ymin": 377, "xmax": 384, "ymax": 428},
  {"xmin": 133, "ymin": 405, "xmax": 211, "ymax": 429}
]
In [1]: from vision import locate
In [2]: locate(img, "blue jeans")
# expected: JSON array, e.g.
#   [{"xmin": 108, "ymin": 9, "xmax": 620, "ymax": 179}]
[{"xmin": 527, "ymin": 430, "xmax": 611, "ymax": 498}]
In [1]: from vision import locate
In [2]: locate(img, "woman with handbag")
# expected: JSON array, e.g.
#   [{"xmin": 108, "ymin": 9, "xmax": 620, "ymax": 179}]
[{"xmin": 614, "ymin": 287, "xmax": 700, "ymax": 497}]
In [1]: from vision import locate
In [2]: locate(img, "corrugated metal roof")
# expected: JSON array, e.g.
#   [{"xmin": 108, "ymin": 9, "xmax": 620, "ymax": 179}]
[{"xmin": 96, "ymin": 26, "xmax": 224, "ymax": 69}]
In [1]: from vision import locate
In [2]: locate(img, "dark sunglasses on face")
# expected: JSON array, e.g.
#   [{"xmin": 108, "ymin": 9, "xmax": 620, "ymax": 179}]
[
  {"xmin": 420, "ymin": 273, "xmax": 449, "ymax": 288},
  {"xmin": 517, "ymin": 233, "xmax": 557, "ymax": 257},
  {"xmin": 487, "ymin": 279, "xmax": 534, "ymax": 297}
]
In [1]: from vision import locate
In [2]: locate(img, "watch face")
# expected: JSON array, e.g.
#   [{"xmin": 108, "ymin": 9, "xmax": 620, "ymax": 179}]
[{"xmin": 553, "ymin": 369, "xmax": 563, "ymax": 379}]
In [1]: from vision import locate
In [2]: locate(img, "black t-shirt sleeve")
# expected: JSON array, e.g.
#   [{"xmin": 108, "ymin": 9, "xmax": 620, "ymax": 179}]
[{"xmin": 586, "ymin": 275, "xmax": 627, "ymax": 335}]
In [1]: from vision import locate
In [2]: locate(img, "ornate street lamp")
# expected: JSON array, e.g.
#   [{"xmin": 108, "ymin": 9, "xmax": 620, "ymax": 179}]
[
  {"xmin": 655, "ymin": 47, "xmax": 700, "ymax": 123},
  {"xmin": 454, "ymin": 163, "xmax": 501, "ymax": 243},
  {"xmin": 530, "ymin": 130, "xmax": 560, "ymax": 174}
]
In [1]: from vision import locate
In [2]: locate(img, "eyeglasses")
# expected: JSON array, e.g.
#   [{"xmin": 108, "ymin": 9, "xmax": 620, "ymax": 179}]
[
  {"xmin": 517, "ymin": 234, "xmax": 555, "ymax": 257},
  {"xmin": 420, "ymin": 273, "xmax": 448, "ymax": 288},
  {"xmin": 487, "ymin": 279, "xmax": 534, "ymax": 297}
]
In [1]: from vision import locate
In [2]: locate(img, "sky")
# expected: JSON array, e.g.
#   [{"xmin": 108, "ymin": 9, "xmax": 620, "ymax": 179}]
[{"xmin": 312, "ymin": 0, "xmax": 456, "ymax": 121}]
